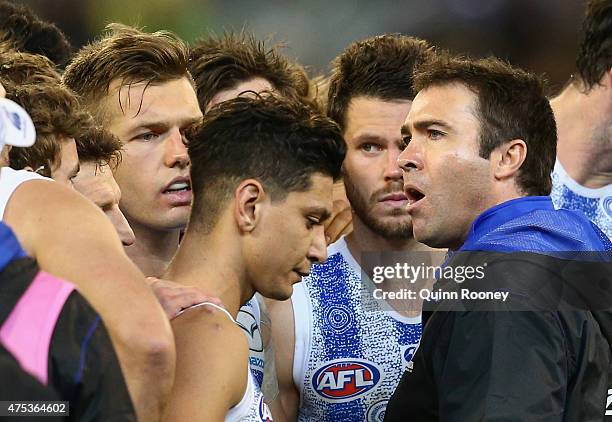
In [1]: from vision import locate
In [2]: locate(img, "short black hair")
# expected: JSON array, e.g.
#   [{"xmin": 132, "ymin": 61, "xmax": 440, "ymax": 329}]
[
  {"xmin": 188, "ymin": 94, "xmax": 345, "ymax": 233},
  {"xmin": 413, "ymin": 55, "xmax": 557, "ymax": 196},
  {"xmin": 576, "ymin": 0, "xmax": 612, "ymax": 91},
  {"xmin": 327, "ymin": 34, "xmax": 434, "ymax": 130}
]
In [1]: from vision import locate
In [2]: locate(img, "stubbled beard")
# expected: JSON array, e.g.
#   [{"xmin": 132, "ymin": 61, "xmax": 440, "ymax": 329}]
[{"xmin": 343, "ymin": 174, "xmax": 412, "ymax": 239}]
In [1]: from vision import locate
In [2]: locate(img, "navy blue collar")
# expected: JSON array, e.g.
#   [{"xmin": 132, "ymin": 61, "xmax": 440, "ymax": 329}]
[
  {"xmin": 0, "ymin": 222, "xmax": 27, "ymax": 272},
  {"xmin": 462, "ymin": 196, "xmax": 553, "ymax": 248}
]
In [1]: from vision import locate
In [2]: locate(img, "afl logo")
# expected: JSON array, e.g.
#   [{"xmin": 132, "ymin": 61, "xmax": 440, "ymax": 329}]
[{"xmin": 312, "ymin": 358, "xmax": 381, "ymax": 402}]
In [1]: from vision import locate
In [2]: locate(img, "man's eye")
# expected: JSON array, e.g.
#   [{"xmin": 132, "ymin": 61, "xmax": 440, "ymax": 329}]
[
  {"xmin": 401, "ymin": 136, "xmax": 411, "ymax": 149},
  {"xmin": 428, "ymin": 130, "xmax": 444, "ymax": 140},
  {"xmin": 306, "ymin": 217, "xmax": 321, "ymax": 229},
  {"xmin": 361, "ymin": 143, "xmax": 382, "ymax": 153},
  {"xmin": 135, "ymin": 132, "xmax": 159, "ymax": 142}
]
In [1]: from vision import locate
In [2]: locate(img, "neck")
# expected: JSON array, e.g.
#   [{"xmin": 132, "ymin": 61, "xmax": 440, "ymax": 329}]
[
  {"xmin": 163, "ymin": 229, "xmax": 250, "ymax": 318},
  {"xmin": 552, "ymin": 83, "xmax": 612, "ymax": 188},
  {"xmin": 345, "ymin": 215, "xmax": 423, "ymax": 266},
  {"xmin": 124, "ymin": 220, "xmax": 181, "ymax": 277}
]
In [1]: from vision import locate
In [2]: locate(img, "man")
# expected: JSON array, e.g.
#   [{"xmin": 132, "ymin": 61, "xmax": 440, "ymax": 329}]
[
  {"xmin": 386, "ymin": 56, "xmax": 611, "ymax": 421},
  {"xmin": 550, "ymin": 0, "xmax": 612, "ymax": 239},
  {"xmin": 73, "ymin": 125, "xmax": 135, "ymax": 246},
  {"xmin": 190, "ymin": 32, "xmax": 351, "ymax": 244},
  {"xmin": 190, "ymin": 31, "xmax": 312, "ymax": 113},
  {"xmin": 64, "ymin": 23, "xmax": 203, "ymax": 278},
  {"xmin": 162, "ymin": 94, "xmax": 345, "ymax": 420},
  {"xmin": 1, "ymin": 83, "xmax": 174, "ymax": 420},
  {"xmin": 269, "ymin": 34, "xmax": 437, "ymax": 421},
  {"xmin": 7, "ymin": 83, "xmax": 92, "ymax": 186}
]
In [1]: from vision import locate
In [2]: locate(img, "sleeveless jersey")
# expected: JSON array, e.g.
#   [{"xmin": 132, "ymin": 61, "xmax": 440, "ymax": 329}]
[
  {"xmin": 0, "ymin": 167, "xmax": 46, "ymax": 219},
  {"xmin": 176, "ymin": 302, "xmax": 273, "ymax": 421},
  {"xmin": 237, "ymin": 295, "xmax": 265, "ymax": 388},
  {"xmin": 292, "ymin": 238, "xmax": 422, "ymax": 422},
  {"xmin": 551, "ymin": 159, "xmax": 612, "ymax": 239}
]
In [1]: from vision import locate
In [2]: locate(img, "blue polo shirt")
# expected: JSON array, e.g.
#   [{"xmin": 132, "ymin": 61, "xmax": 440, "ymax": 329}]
[{"xmin": 0, "ymin": 222, "xmax": 26, "ymax": 272}]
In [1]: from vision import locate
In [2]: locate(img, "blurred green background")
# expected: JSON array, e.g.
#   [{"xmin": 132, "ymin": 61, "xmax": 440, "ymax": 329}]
[{"xmin": 17, "ymin": 0, "xmax": 584, "ymax": 92}]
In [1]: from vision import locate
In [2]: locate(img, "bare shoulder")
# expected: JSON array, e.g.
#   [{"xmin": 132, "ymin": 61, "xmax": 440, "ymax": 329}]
[{"xmin": 166, "ymin": 304, "xmax": 249, "ymax": 421}]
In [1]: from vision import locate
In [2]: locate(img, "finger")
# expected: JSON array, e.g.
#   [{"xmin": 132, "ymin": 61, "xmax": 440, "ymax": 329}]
[{"xmin": 325, "ymin": 207, "xmax": 353, "ymax": 244}]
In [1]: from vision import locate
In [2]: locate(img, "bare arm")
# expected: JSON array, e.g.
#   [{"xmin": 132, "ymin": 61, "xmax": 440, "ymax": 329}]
[
  {"xmin": 164, "ymin": 307, "xmax": 247, "ymax": 421},
  {"xmin": 267, "ymin": 298, "xmax": 300, "ymax": 421},
  {"xmin": 4, "ymin": 179, "xmax": 175, "ymax": 421}
]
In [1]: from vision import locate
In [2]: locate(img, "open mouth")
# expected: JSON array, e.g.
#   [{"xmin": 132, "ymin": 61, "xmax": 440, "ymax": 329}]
[
  {"xmin": 404, "ymin": 186, "xmax": 425, "ymax": 205},
  {"xmin": 163, "ymin": 180, "xmax": 191, "ymax": 194}
]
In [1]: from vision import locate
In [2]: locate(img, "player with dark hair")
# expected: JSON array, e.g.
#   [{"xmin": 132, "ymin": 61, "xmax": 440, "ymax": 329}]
[
  {"xmin": 386, "ymin": 55, "xmax": 611, "ymax": 421},
  {"xmin": 190, "ymin": 31, "xmax": 312, "ymax": 112},
  {"xmin": 0, "ymin": 0, "xmax": 72, "ymax": 66},
  {"xmin": 162, "ymin": 94, "xmax": 345, "ymax": 420},
  {"xmin": 269, "ymin": 34, "xmax": 438, "ymax": 421},
  {"xmin": 73, "ymin": 126, "xmax": 136, "ymax": 247},
  {"xmin": 550, "ymin": 0, "xmax": 612, "ymax": 239},
  {"xmin": 7, "ymin": 83, "xmax": 92, "ymax": 186}
]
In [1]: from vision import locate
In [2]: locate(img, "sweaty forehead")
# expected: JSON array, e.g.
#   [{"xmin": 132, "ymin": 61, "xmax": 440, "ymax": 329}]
[{"xmin": 104, "ymin": 77, "xmax": 201, "ymax": 127}]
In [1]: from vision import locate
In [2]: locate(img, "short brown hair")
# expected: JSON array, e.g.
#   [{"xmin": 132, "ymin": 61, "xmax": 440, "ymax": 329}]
[
  {"xmin": 7, "ymin": 83, "xmax": 93, "ymax": 175},
  {"xmin": 413, "ymin": 56, "xmax": 557, "ymax": 196},
  {"xmin": 63, "ymin": 23, "xmax": 191, "ymax": 123},
  {"xmin": 0, "ymin": 46, "xmax": 61, "ymax": 87},
  {"xmin": 576, "ymin": 0, "xmax": 612, "ymax": 91},
  {"xmin": 76, "ymin": 126, "xmax": 122, "ymax": 169},
  {"xmin": 189, "ymin": 32, "xmax": 311, "ymax": 111},
  {"xmin": 327, "ymin": 34, "xmax": 434, "ymax": 130}
]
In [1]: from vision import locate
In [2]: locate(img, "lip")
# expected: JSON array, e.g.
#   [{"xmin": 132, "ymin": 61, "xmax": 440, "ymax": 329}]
[
  {"xmin": 292, "ymin": 269, "xmax": 310, "ymax": 282},
  {"xmin": 161, "ymin": 175, "xmax": 192, "ymax": 206},
  {"xmin": 379, "ymin": 192, "xmax": 409, "ymax": 208},
  {"xmin": 403, "ymin": 183, "xmax": 425, "ymax": 212}
]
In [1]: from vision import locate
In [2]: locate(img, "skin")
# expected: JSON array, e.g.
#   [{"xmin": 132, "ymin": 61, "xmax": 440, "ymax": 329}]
[
  {"xmin": 50, "ymin": 138, "xmax": 79, "ymax": 187},
  {"xmin": 163, "ymin": 173, "xmax": 332, "ymax": 421},
  {"xmin": 206, "ymin": 77, "xmax": 273, "ymax": 113},
  {"xmin": 105, "ymin": 77, "xmax": 203, "ymax": 277},
  {"xmin": 2, "ymin": 177, "xmax": 174, "ymax": 422},
  {"xmin": 72, "ymin": 161, "xmax": 135, "ymax": 246},
  {"xmin": 551, "ymin": 73, "xmax": 612, "ymax": 189},
  {"xmin": 398, "ymin": 82, "xmax": 526, "ymax": 249},
  {"xmin": 270, "ymin": 96, "xmax": 434, "ymax": 420}
]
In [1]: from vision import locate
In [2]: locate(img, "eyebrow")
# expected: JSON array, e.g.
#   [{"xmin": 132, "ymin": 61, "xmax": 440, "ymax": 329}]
[
  {"xmin": 412, "ymin": 119, "xmax": 453, "ymax": 132},
  {"xmin": 129, "ymin": 116, "xmax": 203, "ymax": 134}
]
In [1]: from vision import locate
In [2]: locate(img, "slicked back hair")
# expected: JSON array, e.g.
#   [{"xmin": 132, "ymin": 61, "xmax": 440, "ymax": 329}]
[
  {"xmin": 327, "ymin": 34, "xmax": 434, "ymax": 131},
  {"xmin": 576, "ymin": 0, "xmax": 612, "ymax": 91},
  {"xmin": 7, "ymin": 83, "xmax": 93, "ymax": 176},
  {"xmin": 63, "ymin": 23, "xmax": 192, "ymax": 123},
  {"xmin": 189, "ymin": 32, "xmax": 311, "ymax": 111},
  {"xmin": 0, "ymin": 0, "xmax": 72, "ymax": 66},
  {"xmin": 188, "ymin": 94, "xmax": 346, "ymax": 233},
  {"xmin": 413, "ymin": 56, "xmax": 557, "ymax": 196}
]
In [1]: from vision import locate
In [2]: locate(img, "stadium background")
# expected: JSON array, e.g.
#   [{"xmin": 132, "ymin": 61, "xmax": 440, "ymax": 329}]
[{"xmin": 17, "ymin": 0, "xmax": 584, "ymax": 93}]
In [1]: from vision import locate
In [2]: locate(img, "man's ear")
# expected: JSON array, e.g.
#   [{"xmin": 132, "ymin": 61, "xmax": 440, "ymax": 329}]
[
  {"xmin": 491, "ymin": 139, "xmax": 527, "ymax": 181},
  {"xmin": 234, "ymin": 179, "xmax": 267, "ymax": 233}
]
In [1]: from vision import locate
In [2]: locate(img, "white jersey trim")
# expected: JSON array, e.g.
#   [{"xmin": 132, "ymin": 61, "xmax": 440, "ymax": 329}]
[
  {"xmin": 0, "ymin": 167, "xmax": 47, "ymax": 220},
  {"xmin": 554, "ymin": 159, "xmax": 612, "ymax": 198}
]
